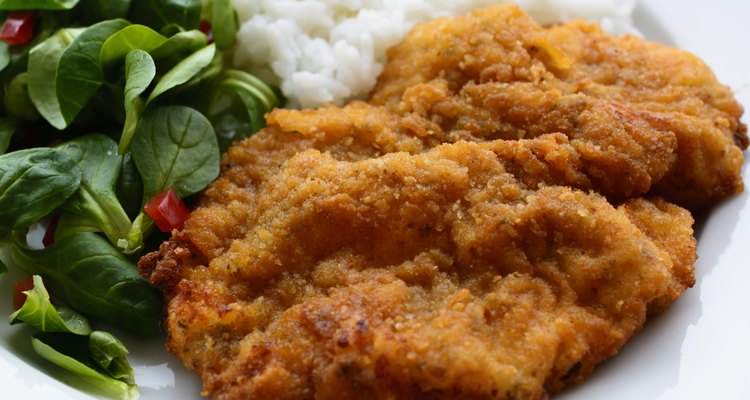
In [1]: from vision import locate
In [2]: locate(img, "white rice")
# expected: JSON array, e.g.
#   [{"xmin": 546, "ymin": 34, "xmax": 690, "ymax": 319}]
[{"xmin": 231, "ymin": 0, "xmax": 638, "ymax": 109}]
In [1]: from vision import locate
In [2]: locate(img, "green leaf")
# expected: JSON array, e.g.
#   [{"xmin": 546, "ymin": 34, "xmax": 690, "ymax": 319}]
[
  {"xmin": 0, "ymin": 0, "xmax": 80, "ymax": 10},
  {"xmin": 89, "ymin": 331, "xmax": 135, "ymax": 384},
  {"xmin": 77, "ymin": 0, "xmax": 132, "ymax": 23},
  {"xmin": 149, "ymin": 29, "xmax": 207, "ymax": 71},
  {"xmin": 32, "ymin": 332, "xmax": 138, "ymax": 399},
  {"xmin": 208, "ymin": 69, "xmax": 281, "ymax": 151},
  {"xmin": 117, "ymin": 211, "xmax": 149, "ymax": 255},
  {"xmin": 0, "ymin": 148, "xmax": 81, "ymax": 229},
  {"xmin": 56, "ymin": 19, "xmax": 131, "ymax": 128},
  {"xmin": 116, "ymin": 152, "xmax": 144, "ymax": 219},
  {"xmin": 209, "ymin": 82, "xmax": 265, "ymax": 151},
  {"xmin": 28, "ymin": 27, "xmax": 84, "ymax": 130},
  {"xmin": 120, "ymin": 49, "xmax": 155, "ymax": 153},
  {"xmin": 9, "ymin": 232, "xmax": 162, "ymax": 337},
  {"xmin": 128, "ymin": 0, "xmax": 201, "ymax": 34},
  {"xmin": 57, "ymin": 134, "xmax": 143, "ymax": 253},
  {"xmin": 9, "ymin": 275, "xmax": 92, "ymax": 336},
  {"xmin": 4, "ymin": 72, "xmax": 40, "ymax": 121},
  {"xmin": 0, "ymin": 42, "xmax": 10, "ymax": 72},
  {"xmin": 99, "ymin": 24, "xmax": 167, "ymax": 73},
  {"xmin": 150, "ymin": 29, "xmax": 206, "ymax": 60},
  {"xmin": 220, "ymin": 70, "xmax": 280, "ymax": 110},
  {"xmin": 55, "ymin": 211, "xmax": 100, "ymax": 240},
  {"xmin": 209, "ymin": 0, "xmax": 237, "ymax": 50},
  {"xmin": 147, "ymin": 43, "xmax": 216, "ymax": 104},
  {"xmin": 0, "ymin": 117, "xmax": 16, "ymax": 155},
  {"xmin": 131, "ymin": 105, "xmax": 219, "ymax": 200}
]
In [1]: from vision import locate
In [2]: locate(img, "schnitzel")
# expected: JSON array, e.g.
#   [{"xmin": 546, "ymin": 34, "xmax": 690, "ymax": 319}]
[
  {"xmin": 138, "ymin": 4, "xmax": 741, "ymax": 399},
  {"xmin": 371, "ymin": 5, "xmax": 747, "ymax": 210},
  {"xmin": 141, "ymin": 137, "xmax": 696, "ymax": 399}
]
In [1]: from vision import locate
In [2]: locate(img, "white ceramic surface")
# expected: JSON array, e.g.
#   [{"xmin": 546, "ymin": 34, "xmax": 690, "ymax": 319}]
[{"xmin": 1, "ymin": 0, "xmax": 749, "ymax": 398}]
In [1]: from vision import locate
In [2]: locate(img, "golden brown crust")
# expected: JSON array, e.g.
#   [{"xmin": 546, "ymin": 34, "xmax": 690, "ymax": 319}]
[
  {"xmin": 371, "ymin": 5, "xmax": 745, "ymax": 210},
  {"xmin": 136, "ymin": 5, "xmax": 741, "ymax": 399},
  {"xmin": 141, "ymin": 140, "xmax": 693, "ymax": 399}
]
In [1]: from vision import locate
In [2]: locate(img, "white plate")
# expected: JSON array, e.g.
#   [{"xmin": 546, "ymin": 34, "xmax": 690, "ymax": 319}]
[{"xmin": 2, "ymin": 0, "xmax": 749, "ymax": 398}]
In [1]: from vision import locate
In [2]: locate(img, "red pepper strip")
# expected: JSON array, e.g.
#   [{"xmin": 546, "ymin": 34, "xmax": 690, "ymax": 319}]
[
  {"xmin": 0, "ymin": 11, "xmax": 35, "ymax": 46},
  {"xmin": 144, "ymin": 188, "xmax": 191, "ymax": 232}
]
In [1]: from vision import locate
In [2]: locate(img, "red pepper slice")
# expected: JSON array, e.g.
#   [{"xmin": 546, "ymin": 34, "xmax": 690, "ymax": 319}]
[
  {"xmin": 43, "ymin": 214, "xmax": 60, "ymax": 248},
  {"xmin": 199, "ymin": 19, "xmax": 213, "ymax": 44},
  {"xmin": 12, "ymin": 275, "xmax": 35, "ymax": 310},
  {"xmin": 0, "ymin": 11, "xmax": 35, "ymax": 46},
  {"xmin": 144, "ymin": 188, "xmax": 190, "ymax": 232}
]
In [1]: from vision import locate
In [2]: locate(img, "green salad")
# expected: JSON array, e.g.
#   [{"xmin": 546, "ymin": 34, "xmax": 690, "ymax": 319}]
[{"xmin": 0, "ymin": 0, "xmax": 280, "ymax": 398}]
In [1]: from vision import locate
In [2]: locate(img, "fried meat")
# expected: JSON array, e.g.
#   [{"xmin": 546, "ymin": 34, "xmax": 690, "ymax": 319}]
[
  {"xmin": 141, "ymin": 136, "xmax": 696, "ymax": 399},
  {"xmin": 371, "ymin": 5, "xmax": 746, "ymax": 209},
  {"xmin": 136, "ymin": 4, "xmax": 743, "ymax": 399}
]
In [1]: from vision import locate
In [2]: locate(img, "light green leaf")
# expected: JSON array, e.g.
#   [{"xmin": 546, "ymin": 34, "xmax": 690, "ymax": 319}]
[
  {"xmin": 89, "ymin": 331, "xmax": 134, "ymax": 384},
  {"xmin": 210, "ymin": 0, "xmax": 237, "ymax": 50},
  {"xmin": 32, "ymin": 333, "xmax": 138, "ymax": 399},
  {"xmin": 150, "ymin": 29, "xmax": 206, "ymax": 62},
  {"xmin": 120, "ymin": 49, "xmax": 156, "ymax": 153},
  {"xmin": 100, "ymin": 24, "xmax": 167, "ymax": 73},
  {"xmin": 9, "ymin": 275, "xmax": 92, "ymax": 336},
  {"xmin": 28, "ymin": 28, "xmax": 84, "ymax": 129},
  {"xmin": 147, "ymin": 43, "xmax": 216, "ymax": 104}
]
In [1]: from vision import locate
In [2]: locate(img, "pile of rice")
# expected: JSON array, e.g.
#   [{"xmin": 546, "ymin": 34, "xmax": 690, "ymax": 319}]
[{"xmin": 231, "ymin": 0, "xmax": 638, "ymax": 108}]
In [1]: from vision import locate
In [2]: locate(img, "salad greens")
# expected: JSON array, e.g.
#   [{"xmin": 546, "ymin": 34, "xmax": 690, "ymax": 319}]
[
  {"xmin": 57, "ymin": 134, "xmax": 143, "ymax": 252},
  {"xmin": 0, "ymin": 0, "xmax": 81, "ymax": 10},
  {"xmin": 0, "ymin": 148, "xmax": 81, "ymax": 229},
  {"xmin": 9, "ymin": 275, "xmax": 92, "ymax": 335},
  {"xmin": 13, "ymin": 276, "xmax": 138, "ymax": 397},
  {"xmin": 33, "ymin": 333, "xmax": 138, "ymax": 399},
  {"xmin": 132, "ymin": 105, "xmax": 220, "ymax": 200},
  {"xmin": 0, "ymin": 0, "xmax": 280, "ymax": 397},
  {"xmin": 8, "ymin": 232, "xmax": 162, "ymax": 337}
]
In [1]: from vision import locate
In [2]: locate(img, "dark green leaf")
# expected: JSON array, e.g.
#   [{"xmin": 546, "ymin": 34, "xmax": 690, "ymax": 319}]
[
  {"xmin": 0, "ymin": 148, "xmax": 81, "ymax": 229},
  {"xmin": 56, "ymin": 19, "xmax": 130, "ymax": 128},
  {"xmin": 77, "ymin": 0, "xmax": 132, "ymax": 23},
  {"xmin": 9, "ymin": 275, "xmax": 92, "ymax": 336},
  {"xmin": 32, "ymin": 332, "xmax": 138, "ymax": 399},
  {"xmin": 131, "ymin": 105, "xmax": 219, "ymax": 199},
  {"xmin": 209, "ymin": 83, "xmax": 264, "ymax": 151},
  {"xmin": 116, "ymin": 152, "xmax": 143, "ymax": 219},
  {"xmin": 0, "ymin": 0, "xmax": 80, "ymax": 10},
  {"xmin": 57, "ymin": 134, "xmax": 142, "ymax": 253},
  {"xmin": 120, "ymin": 49, "xmax": 155, "ymax": 153},
  {"xmin": 127, "ymin": 0, "xmax": 201, "ymax": 34},
  {"xmin": 9, "ymin": 232, "xmax": 162, "ymax": 337},
  {"xmin": 4, "ymin": 72, "xmax": 40, "ymax": 121},
  {"xmin": 0, "ymin": 117, "xmax": 16, "ymax": 154},
  {"xmin": 208, "ymin": 69, "xmax": 281, "ymax": 151}
]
